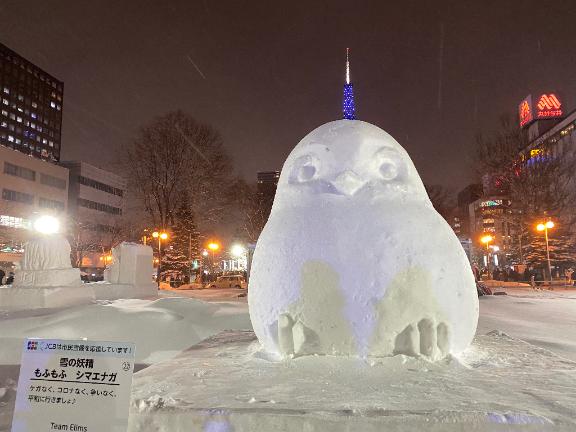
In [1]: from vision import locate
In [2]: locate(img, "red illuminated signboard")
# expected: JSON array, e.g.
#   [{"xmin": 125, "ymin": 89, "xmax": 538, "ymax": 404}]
[
  {"xmin": 519, "ymin": 95, "xmax": 533, "ymax": 128},
  {"xmin": 536, "ymin": 93, "xmax": 562, "ymax": 119}
]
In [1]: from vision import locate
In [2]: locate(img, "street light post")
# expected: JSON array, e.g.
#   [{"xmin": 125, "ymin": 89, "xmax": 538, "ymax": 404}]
[
  {"xmin": 537, "ymin": 220, "xmax": 555, "ymax": 284},
  {"xmin": 152, "ymin": 231, "xmax": 169, "ymax": 287},
  {"xmin": 207, "ymin": 242, "xmax": 220, "ymax": 273},
  {"xmin": 480, "ymin": 234, "xmax": 494, "ymax": 279}
]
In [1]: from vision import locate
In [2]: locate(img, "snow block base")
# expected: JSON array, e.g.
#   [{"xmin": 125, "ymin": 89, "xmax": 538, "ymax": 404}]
[
  {"xmin": 128, "ymin": 330, "xmax": 576, "ymax": 432},
  {"xmin": 89, "ymin": 282, "xmax": 158, "ymax": 301},
  {"xmin": 13, "ymin": 267, "xmax": 81, "ymax": 287},
  {"xmin": 0, "ymin": 283, "xmax": 157, "ymax": 311},
  {"xmin": 0, "ymin": 285, "xmax": 94, "ymax": 310}
]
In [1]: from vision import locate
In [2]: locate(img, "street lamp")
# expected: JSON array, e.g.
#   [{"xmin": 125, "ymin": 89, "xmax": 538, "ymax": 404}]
[
  {"xmin": 231, "ymin": 244, "xmax": 246, "ymax": 271},
  {"xmin": 152, "ymin": 231, "xmax": 169, "ymax": 286},
  {"xmin": 207, "ymin": 242, "xmax": 220, "ymax": 272},
  {"xmin": 536, "ymin": 220, "xmax": 555, "ymax": 283},
  {"xmin": 33, "ymin": 215, "xmax": 60, "ymax": 235},
  {"xmin": 480, "ymin": 234, "xmax": 494, "ymax": 278}
]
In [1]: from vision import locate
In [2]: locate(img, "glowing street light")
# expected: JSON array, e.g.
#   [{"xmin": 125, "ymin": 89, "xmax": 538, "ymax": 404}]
[
  {"xmin": 480, "ymin": 234, "xmax": 494, "ymax": 278},
  {"xmin": 536, "ymin": 220, "xmax": 555, "ymax": 283},
  {"xmin": 152, "ymin": 231, "xmax": 169, "ymax": 286},
  {"xmin": 206, "ymin": 242, "xmax": 220, "ymax": 272},
  {"xmin": 33, "ymin": 215, "xmax": 60, "ymax": 235},
  {"xmin": 480, "ymin": 234, "xmax": 494, "ymax": 248},
  {"xmin": 231, "ymin": 244, "xmax": 245, "ymax": 257}
]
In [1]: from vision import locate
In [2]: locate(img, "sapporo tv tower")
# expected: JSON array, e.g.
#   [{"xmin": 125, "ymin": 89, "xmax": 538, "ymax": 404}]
[{"xmin": 342, "ymin": 48, "xmax": 356, "ymax": 120}]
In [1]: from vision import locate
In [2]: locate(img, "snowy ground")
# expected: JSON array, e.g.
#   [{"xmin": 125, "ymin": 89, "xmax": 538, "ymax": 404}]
[{"xmin": 1, "ymin": 287, "xmax": 576, "ymax": 431}]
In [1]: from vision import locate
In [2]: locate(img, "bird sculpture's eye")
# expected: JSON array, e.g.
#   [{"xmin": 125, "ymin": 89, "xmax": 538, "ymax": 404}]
[
  {"xmin": 290, "ymin": 155, "xmax": 319, "ymax": 183},
  {"xmin": 379, "ymin": 159, "xmax": 398, "ymax": 180}
]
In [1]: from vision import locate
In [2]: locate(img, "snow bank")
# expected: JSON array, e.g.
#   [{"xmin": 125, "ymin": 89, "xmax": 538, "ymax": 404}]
[
  {"xmin": 0, "ymin": 297, "xmax": 251, "ymax": 366},
  {"xmin": 127, "ymin": 330, "xmax": 575, "ymax": 431}
]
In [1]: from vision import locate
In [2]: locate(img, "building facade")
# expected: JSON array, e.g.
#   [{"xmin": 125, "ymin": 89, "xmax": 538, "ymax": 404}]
[
  {"xmin": 0, "ymin": 144, "xmax": 68, "ymax": 260},
  {"xmin": 61, "ymin": 161, "xmax": 127, "ymax": 273},
  {"xmin": 0, "ymin": 43, "xmax": 63, "ymax": 162}
]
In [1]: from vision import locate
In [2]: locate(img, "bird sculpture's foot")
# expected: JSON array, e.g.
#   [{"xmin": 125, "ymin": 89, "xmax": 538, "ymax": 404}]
[{"xmin": 393, "ymin": 319, "xmax": 450, "ymax": 360}]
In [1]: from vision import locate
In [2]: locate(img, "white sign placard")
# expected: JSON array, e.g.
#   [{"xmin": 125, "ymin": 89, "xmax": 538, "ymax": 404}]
[{"xmin": 11, "ymin": 338, "xmax": 135, "ymax": 432}]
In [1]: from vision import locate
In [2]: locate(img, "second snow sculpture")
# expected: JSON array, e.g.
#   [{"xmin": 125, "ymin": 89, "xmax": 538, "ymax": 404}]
[{"xmin": 248, "ymin": 120, "xmax": 478, "ymax": 360}]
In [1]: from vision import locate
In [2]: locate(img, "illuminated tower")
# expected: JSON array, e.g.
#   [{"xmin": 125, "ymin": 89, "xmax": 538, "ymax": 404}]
[{"xmin": 342, "ymin": 48, "xmax": 356, "ymax": 120}]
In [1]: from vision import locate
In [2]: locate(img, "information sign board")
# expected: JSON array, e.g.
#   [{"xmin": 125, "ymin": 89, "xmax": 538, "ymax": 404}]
[{"xmin": 11, "ymin": 338, "xmax": 135, "ymax": 432}]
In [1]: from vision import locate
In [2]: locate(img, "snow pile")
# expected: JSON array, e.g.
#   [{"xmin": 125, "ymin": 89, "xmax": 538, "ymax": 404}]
[
  {"xmin": 127, "ymin": 329, "xmax": 575, "ymax": 431},
  {"xmin": 249, "ymin": 120, "xmax": 478, "ymax": 360},
  {"xmin": 0, "ymin": 297, "xmax": 251, "ymax": 366}
]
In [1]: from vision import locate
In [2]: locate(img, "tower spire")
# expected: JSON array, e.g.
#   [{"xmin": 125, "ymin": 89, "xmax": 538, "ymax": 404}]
[
  {"xmin": 342, "ymin": 48, "xmax": 356, "ymax": 120},
  {"xmin": 346, "ymin": 47, "xmax": 350, "ymax": 84}
]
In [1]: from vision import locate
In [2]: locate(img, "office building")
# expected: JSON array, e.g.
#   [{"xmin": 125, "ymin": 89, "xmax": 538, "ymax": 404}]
[
  {"xmin": 0, "ymin": 144, "xmax": 68, "ymax": 261},
  {"xmin": 0, "ymin": 43, "xmax": 63, "ymax": 162},
  {"xmin": 62, "ymin": 161, "xmax": 127, "ymax": 273}
]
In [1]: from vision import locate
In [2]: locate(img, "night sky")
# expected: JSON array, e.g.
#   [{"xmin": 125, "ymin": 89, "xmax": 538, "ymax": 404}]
[{"xmin": 2, "ymin": 1, "xmax": 576, "ymax": 191}]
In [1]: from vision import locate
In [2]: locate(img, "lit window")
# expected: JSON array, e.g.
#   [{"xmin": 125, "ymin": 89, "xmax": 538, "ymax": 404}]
[
  {"xmin": 16, "ymin": 116, "xmax": 22, "ymax": 123},
  {"xmin": 1, "ymin": 110, "xmax": 7, "ymax": 116},
  {"xmin": 8, "ymin": 135, "xmax": 14, "ymax": 142},
  {"xmin": 15, "ymin": 138, "xmax": 21, "ymax": 144},
  {"xmin": 2, "ymin": 87, "xmax": 9, "ymax": 94},
  {"xmin": 31, "ymin": 113, "xmax": 37, "ymax": 119},
  {"xmin": 42, "ymin": 138, "xmax": 47, "ymax": 144},
  {"xmin": 2, "ymin": 99, "xmax": 8, "ymax": 105},
  {"xmin": 30, "ymin": 123, "xmax": 35, "ymax": 129},
  {"xmin": 50, "ymin": 101, "xmax": 56, "ymax": 108},
  {"xmin": 31, "ymin": 102, "xmax": 37, "ymax": 108},
  {"xmin": 0, "ymin": 121, "xmax": 6, "ymax": 128}
]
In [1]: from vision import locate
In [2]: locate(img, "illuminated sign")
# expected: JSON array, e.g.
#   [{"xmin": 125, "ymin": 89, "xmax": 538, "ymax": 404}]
[
  {"xmin": 530, "ymin": 148, "xmax": 542, "ymax": 158},
  {"xmin": 519, "ymin": 95, "xmax": 533, "ymax": 128},
  {"xmin": 536, "ymin": 93, "xmax": 563, "ymax": 119},
  {"xmin": 519, "ymin": 93, "xmax": 564, "ymax": 127},
  {"xmin": 480, "ymin": 200, "xmax": 503, "ymax": 207}
]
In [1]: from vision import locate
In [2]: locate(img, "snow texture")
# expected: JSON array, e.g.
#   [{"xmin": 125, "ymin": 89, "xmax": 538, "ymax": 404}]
[
  {"xmin": 249, "ymin": 120, "xmax": 478, "ymax": 360},
  {"xmin": 127, "ymin": 329, "xmax": 576, "ymax": 431}
]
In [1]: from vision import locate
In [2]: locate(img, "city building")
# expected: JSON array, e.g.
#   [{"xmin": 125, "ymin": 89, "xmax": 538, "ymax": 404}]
[
  {"xmin": 257, "ymin": 171, "xmax": 280, "ymax": 202},
  {"xmin": 454, "ymin": 183, "xmax": 483, "ymax": 239},
  {"xmin": 0, "ymin": 144, "xmax": 69, "ymax": 261},
  {"xmin": 61, "ymin": 161, "xmax": 127, "ymax": 274},
  {"xmin": 0, "ymin": 43, "xmax": 63, "ymax": 162}
]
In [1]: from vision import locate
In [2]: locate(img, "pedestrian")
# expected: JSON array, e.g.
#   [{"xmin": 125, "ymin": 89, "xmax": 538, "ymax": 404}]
[
  {"xmin": 5, "ymin": 272, "xmax": 14, "ymax": 285},
  {"xmin": 471, "ymin": 263, "xmax": 480, "ymax": 282},
  {"xmin": 0, "ymin": 268, "xmax": 5, "ymax": 285}
]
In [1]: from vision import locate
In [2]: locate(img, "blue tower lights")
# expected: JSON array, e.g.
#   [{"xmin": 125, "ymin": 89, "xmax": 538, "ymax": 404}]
[{"xmin": 343, "ymin": 48, "xmax": 356, "ymax": 120}]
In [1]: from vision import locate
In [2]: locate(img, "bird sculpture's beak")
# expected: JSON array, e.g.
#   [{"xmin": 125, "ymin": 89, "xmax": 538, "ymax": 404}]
[{"xmin": 330, "ymin": 170, "xmax": 365, "ymax": 196}]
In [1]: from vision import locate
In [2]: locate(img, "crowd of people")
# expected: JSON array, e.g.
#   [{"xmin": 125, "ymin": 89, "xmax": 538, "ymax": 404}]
[{"xmin": 471, "ymin": 263, "xmax": 576, "ymax": 286}]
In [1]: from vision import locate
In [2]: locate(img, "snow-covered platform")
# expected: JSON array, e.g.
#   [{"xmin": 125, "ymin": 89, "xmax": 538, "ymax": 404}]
[
  {"xmin": 129, "ymin": 330, "xmax": 576, "ymax": 432},
  {"xmin": 0, "ymin": 282, "xmax": 157, "ymax": 311}
]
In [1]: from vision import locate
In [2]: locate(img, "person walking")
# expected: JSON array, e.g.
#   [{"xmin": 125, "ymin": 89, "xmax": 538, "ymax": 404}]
[{"xmin": 0, "ymin": 268, "xmax": 5, "ymax": 285}]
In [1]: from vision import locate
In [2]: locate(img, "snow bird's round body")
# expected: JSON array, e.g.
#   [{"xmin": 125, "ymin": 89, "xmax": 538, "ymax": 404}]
[{"xmin": 248, "ymin": 120, "xmax": 478, "ymax": 360}]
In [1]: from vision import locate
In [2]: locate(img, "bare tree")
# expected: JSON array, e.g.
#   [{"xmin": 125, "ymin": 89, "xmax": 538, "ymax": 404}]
[
  {"xmin": 236, "ymin": 181, "xmax": 270, "ymax": 243},
  {"xmin": 122, "ymin": 111, "xmax": 237, "ymax": 232},
  {"xmin": 425, "ymin": 184, "xmax": 455, "ymax": 221}
]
